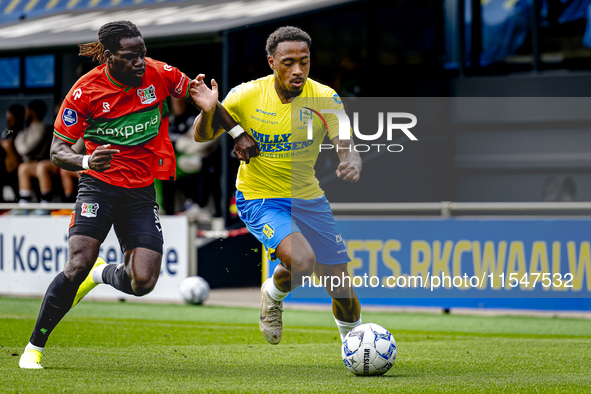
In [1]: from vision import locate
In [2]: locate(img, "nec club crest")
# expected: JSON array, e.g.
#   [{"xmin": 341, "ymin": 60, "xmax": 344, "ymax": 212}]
[
  {"xmin": 81, "ymin": 202, "xmax": 99, "ymax": 218},
  {"xmin": 137, "ymin": 85, "xmax": 157, "ymax": 105}
]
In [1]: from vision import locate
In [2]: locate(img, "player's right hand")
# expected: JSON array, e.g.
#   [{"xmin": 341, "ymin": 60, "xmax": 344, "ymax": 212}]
[
  {"xmin": 233, "ymin": 133, "xmax": 260, "ymax": 164},
  {"xmin": 190, "ymin": 74, "xmax": 218, "ymax": 113},
  {"xmin": 89, "ymin": 144, "xmax": 119, "ymax": 172}
]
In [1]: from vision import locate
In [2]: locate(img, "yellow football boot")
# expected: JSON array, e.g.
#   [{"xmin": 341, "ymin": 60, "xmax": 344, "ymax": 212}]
[
  {"xmin": 72, "ymin": 257, "xmax": 106, "ymax": 307},
  {"xmin": 19, "ymin": 349, "xmax": 43, "ymax": 369}
]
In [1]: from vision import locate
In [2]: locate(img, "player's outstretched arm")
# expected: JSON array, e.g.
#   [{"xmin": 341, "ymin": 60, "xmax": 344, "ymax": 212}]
[
  {"xmin": 191, "ymin": 75, "xmax": 260, "ymax": 163},
  {"xmin": 191, "ymin": 75, "xmax": 227, "ymax": 142},
  {"xmin": 51, "ymin": 136, "xmax": 119, "ymax": 172},
  {"xmin": 332, "ymin": 136, "xmax": 362, "ymax": 183},
  {"xmin": 192, "ymin": 103, "xmax": 231, "ymax": 142}
]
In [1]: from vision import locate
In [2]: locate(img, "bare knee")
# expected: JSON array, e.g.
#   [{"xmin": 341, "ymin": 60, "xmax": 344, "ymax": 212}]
[
  {"xmin": 125, "ymin": 248, "xmax": 162, "ymax": 296},
  {"xmin": 18, "ymin": 162, "xmax": 31, "ymax": 178},
  {"xmin": 291, "ymin": 251, "xmax": 316, "ymax": 277},
  {"xmin": 18, "ymin": 162, "xmax": 35, "ymax": 186},
  {"xmin": 63, "ymin": 249, "xmax": 96, "ymax": 284},
  {"xmin": 130, "ymin": 273, "xmax": 158, "ymax": 296},
  {"xmin": 35, "ymin": 160, "xmax": 52, "ymax": 176}
]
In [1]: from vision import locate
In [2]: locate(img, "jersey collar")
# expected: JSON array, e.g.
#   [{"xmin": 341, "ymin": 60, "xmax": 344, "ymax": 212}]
[{"xmin": 104, "ymin": 66, "xmax": 134, "ymax": 92}]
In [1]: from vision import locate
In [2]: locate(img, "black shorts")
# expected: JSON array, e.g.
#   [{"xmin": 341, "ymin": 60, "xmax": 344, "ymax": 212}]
[{"xmin": 69, "ymin": 174, "xmax": 163, "ymax": 255}]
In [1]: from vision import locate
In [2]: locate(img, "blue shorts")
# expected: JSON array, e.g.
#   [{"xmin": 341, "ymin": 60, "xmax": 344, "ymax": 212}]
[{"xmin": 235, "ymin": 191, "xmax": 349, "ymax": 265}]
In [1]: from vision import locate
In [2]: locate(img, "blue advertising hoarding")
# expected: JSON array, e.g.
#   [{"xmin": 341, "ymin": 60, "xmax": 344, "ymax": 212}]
[{"xmin": 264, "ymin": 218, "xmax": 591, "ymax": 311}]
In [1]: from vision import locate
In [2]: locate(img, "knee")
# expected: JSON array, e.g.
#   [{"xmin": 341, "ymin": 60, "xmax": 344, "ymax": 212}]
[
  {"xmin": 291, "ymin": 251, "xmax": 316, "ymax": 277},
  {"xmin": 35, "ymin": 161, "xmax": 50, "ymax": 177},
  {"xmin": 17, "ymin": 163, "xmax": 29, "ymax": 179},
  {"xmin": 131, "ymin": 273, "xmax": 158, "ymax": 296},
  {"xmin": 63, "ymin": 258, "xmax": 93, "ymax": 285}
]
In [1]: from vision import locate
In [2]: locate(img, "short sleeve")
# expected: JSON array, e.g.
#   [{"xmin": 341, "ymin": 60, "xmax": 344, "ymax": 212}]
[
  {"xmin": 164, "ymin": 64, "xmax": 191, "ymax": 100},
  {"xmin": 326, "ymin": 91, "xmax": 347, "ymax": 140},
  {"xmin": 54, "ymin": 85, "xmax": 89, "ymax": 145},
  {"xmin": 221, "ymin": 84, "xmax": 243, "ymax": 125}
]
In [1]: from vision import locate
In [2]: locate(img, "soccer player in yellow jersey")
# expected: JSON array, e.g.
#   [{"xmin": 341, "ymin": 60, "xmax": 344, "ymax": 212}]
[{"xmin": 193, "ymin": 26, "xmax": 362, "ymax": 344}]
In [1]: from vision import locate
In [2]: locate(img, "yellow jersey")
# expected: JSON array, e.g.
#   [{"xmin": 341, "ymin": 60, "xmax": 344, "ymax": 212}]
[{"xmin": 222, "ymin": 75, "xmax": 344, "ymax": 200}]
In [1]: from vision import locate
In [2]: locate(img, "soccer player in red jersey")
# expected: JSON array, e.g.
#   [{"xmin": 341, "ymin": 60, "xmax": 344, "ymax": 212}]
[{"xmin": 18, "ymin": 20, "xmax": 251, "ymax": 369}]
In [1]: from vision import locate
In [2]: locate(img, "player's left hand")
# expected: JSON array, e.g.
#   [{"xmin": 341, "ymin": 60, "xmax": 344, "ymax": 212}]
[
  {"xmin": 336, "ymin": 161, "xmax": 361, "ymax": 182},
  {"xmin": 190, "ymin": 74, "xmax": 218, "ymax": 113},
  {"xmin": 233, "ymin": 133, "xmax": 260, "ymax": 164}
]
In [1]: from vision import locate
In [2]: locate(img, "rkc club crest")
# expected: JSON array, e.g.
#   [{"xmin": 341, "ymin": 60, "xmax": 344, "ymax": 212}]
[
  {"xmin": 299, "ymin": 108, "xmax": 313, "ymax": 125},
  {"xmin": 137, "ymin": 85, "xmax": 157, "ymax": 105}
]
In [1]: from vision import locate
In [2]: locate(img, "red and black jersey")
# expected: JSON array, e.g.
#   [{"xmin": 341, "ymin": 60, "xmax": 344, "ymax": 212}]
[{"xmin": 54, "ymin": 57, "xmax": 192, "ymax": 188}]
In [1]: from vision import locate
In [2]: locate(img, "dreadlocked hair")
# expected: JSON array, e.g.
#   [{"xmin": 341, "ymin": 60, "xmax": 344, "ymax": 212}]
[
  {"xmin": 78, "ymin": 42, "xmax": 105, "ymax": 63},
  {"xmin": 78, "ymin": 21, "xmax": 142, "ymax": 64}
]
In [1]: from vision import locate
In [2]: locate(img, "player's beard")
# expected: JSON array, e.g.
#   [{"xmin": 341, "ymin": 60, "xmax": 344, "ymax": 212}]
[
  {"xmin": 286, "ymin": 83, "xmax": 304, "ymax": 97},
  {"xmin": 127, "ymin": 75, "xmax": 143, "ymax": 87},
  {"xmin": 288, "ymin": 87, "xmax": 304, "ymax": 97}
]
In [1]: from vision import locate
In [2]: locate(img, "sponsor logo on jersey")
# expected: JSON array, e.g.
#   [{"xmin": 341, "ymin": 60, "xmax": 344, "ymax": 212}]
[
  {"xmin": 81, "ymin": 202, "xmax": 99, "ymax": 218},
  {"xmin": 137, "ymin": 85, "xmax": 157, "ymax": 105},
  {"xmin": 164, "ymin": 64, "xmax": 173, "ymax": 71},
  {"xmin": 332, "ymin": 93, "xmax": 342, "ymax": 105},
  {"xmin": 263, "ymin": 223, "xmax": 275, "ymax": 239},
  {"xmin": 335, "ymin": 234, "xmax": 343, "ymax": 244},
  {"xmin": 175, "ymin": 74, "xmax": 186, "ymax": 95},
  {"xmin": 256, "ymin": 109, "xmax": 276, "ymax": 116},
  {"xmin": 63, "ymin": 108, "xmax": 78, "ymax": 127},
  {"xmin": 102, "ymin": 102, "xmax": 111, "ymax": 113},
  {"xmin": 73, "ymin": 88, "xmax": 82, "ymax": 100},
  {"xmin": 250, "ymin": 128, "xmax": 313, "ymax": 154},
  {"xmin": 85, "ymin": 106, "xmax": 161, "ymax": 146},
  {"xmin": 95, "ymin": 113, "xmax": 159, "ymax": 139}
]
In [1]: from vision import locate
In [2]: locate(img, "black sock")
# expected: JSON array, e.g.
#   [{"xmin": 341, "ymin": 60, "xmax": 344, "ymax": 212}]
[
  {"xmin": 40, "ymin": 192, "xmax": 53, "ymax": 203},
  {"xmin": 64, "ymin": 193, "xmax": 76, "ymax": 203},
  {"xmin": 102, "ymin": 264, "xmax": 135, "ymax": 295},
  {"xmin": 18, "ymin": 192, "xmax": 31, "ymax": 203},
  {"xmin": 29, "ymin": 272, "xmax": 78, "ymax": 347}
]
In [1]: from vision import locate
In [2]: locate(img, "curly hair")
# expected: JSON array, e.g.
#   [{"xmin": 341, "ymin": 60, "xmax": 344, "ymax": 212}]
[
  {"xmin": 78, "ymin": 21, "xmax": 142, "ymax": 64},
  {"xmin": 265, "ymin": 26, "xmax": 311, "ymax": 57}
]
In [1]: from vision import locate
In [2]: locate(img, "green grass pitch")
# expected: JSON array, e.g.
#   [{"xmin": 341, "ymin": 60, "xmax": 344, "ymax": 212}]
[{"xmin": 1, "ymin": 297, "xmax": 591, "ymax": 393}]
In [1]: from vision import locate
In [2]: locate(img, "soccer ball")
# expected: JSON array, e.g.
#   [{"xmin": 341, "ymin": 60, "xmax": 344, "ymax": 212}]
[
  {"xmin": 341, "ymin": 323, "xmax": 397, "ymax": 376},
  {"xmin": 179, "ymin": 276, "xmax": 210, "ymax": 305}
]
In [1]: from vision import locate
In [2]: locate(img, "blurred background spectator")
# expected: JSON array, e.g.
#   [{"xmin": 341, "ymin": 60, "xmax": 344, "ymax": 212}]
[
  {"xmin": 4, "ymin": 0, "xmax": 591, "ymax": 222},
  {"xmin": 14, "ymin": 100, "xmax": 51, "ymax": 205},
  {"xmin": 35, "ymin": 144, "xmax": 82, "ymax": 204},
  {"xmin": 33, "ymin": 98, "xmax": 83, "ymax": 205},
  {"xmin": 0, "ymin": 103, "xmax": 25, "ymax": 202},
  {"xmin": 157, "ymin": 97, "xmax": 222, "ymax": 217}
]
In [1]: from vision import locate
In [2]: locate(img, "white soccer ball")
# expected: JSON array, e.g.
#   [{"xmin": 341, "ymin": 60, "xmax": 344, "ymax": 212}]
[
  {"xmin": 179, "ymin": 276, "xmax": 210, "ymax": 305},
  {"xmin": 341, "ymin": 323, "xmax": 397, "ymax": 376}
]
